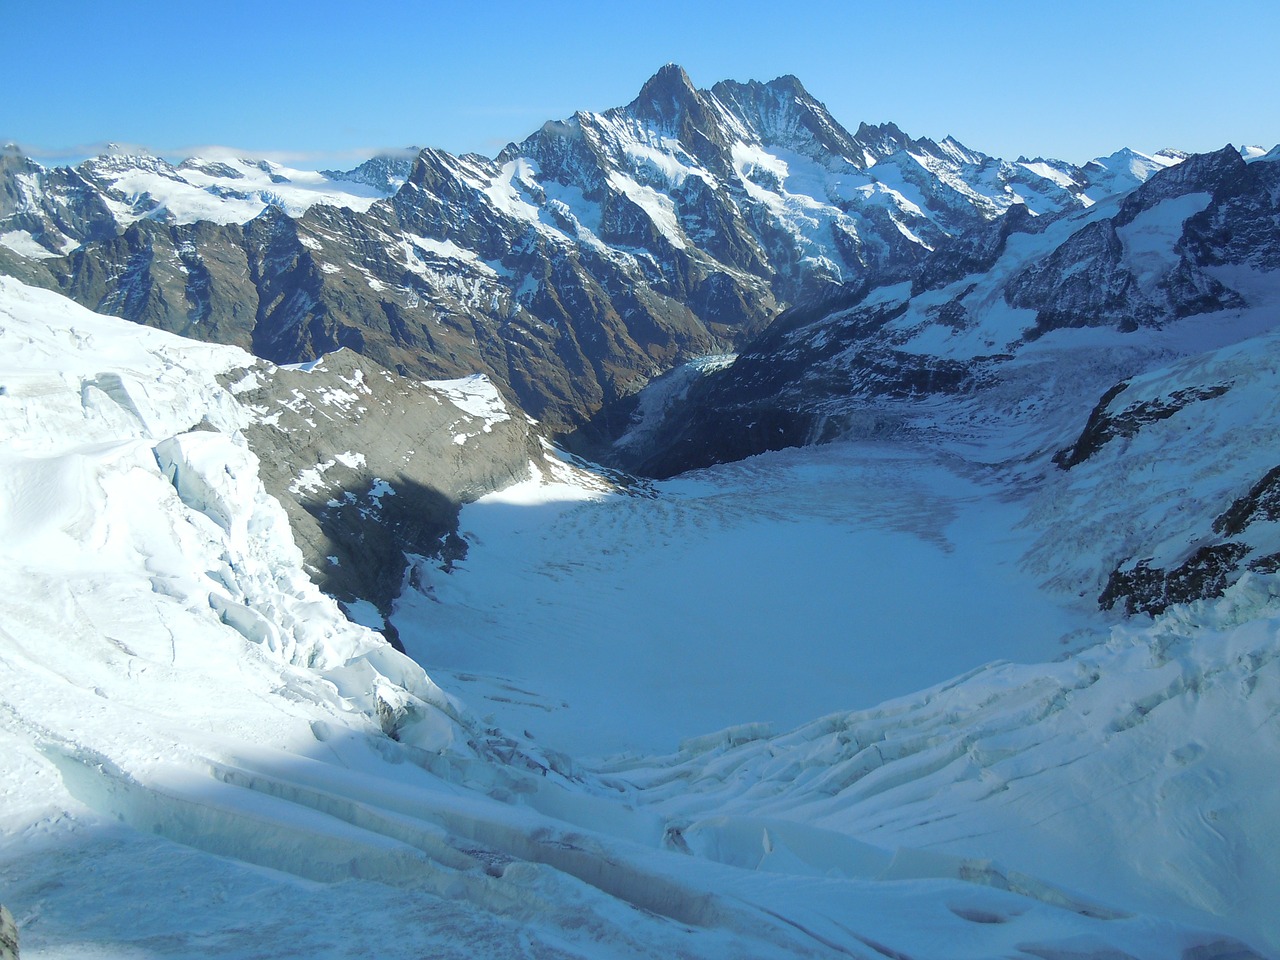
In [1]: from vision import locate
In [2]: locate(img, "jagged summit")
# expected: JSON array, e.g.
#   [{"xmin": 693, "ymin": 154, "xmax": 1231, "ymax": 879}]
[
  {"xmin": 0, "ymin": 65, "xmax": 1201, "ymax": 439},
  {"xmin": 854, "ymin": 119, "xmax": 908, "ymax": 143},
  {"xmin": 634, "ymin": 62, "xmax": 697, "ymax": 99},
  {"xmin": 709, "ymin": 73, "xmax": 865, "ymax": 163},
  {"xmin": 626, "ymin": 62, "xmax": 704, "ymax": 126},
  {"xmin": 763, "ymin": 72, "xmax": 807, "ymax": 94}
]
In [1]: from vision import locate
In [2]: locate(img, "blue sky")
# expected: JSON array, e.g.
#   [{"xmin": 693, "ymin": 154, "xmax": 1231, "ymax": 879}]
[{"xmin": 7, "ymin": 0, "xmax": 1278, "ymax": 167}]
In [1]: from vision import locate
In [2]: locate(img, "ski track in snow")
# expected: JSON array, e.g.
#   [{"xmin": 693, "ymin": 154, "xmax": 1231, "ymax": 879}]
[{"xmin": 0, "ymin": 276, "xmax": 1276, "ymax": 959}]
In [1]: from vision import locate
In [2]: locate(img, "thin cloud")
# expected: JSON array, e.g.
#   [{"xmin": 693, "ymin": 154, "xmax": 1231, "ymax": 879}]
[
  {"xmin": 177, "ymin": 145, "xmax": 422, "ymax": 168},
  {"xmin": 4, "ymin": 139, "xmax": 160, "ymax": 164},
  {"xmin": 4, "ymin": 140, "xmax": 423, "ymax": 170}
]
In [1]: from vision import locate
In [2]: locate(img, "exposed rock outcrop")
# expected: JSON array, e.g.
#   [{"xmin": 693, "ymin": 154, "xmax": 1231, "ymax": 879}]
[
  {"xmin": 0, "ymin": 905, "xmax": 16, "ymax": 960},
  {"xmin": 226, "ymin": 349, "xmax": 537, "ymax": 632}
]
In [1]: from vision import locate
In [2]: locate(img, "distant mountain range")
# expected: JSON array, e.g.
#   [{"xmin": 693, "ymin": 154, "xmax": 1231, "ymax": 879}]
[
  {"xmin": 3, "ymin": 64, "xmax": 1278, "ymax": 619},
  {"xmin": 0, "ymin": 65, "xmax": 1211, "ymax": 436},
  {"xmin": 3, "ymin": 66, "xmax": 1280, "ymax": 959}
]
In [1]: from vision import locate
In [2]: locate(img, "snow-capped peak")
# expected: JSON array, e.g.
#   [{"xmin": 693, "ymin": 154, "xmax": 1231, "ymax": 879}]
[
  {"xmin": 1080, "ymin": 145, "xmax": 1185, "ymax": 202},
  {"xmin": 626, "ymin": 62, "xmax": 706, "ymax": 130}
]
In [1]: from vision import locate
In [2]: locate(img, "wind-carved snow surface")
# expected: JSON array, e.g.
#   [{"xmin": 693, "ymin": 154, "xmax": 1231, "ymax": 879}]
[
  {"xmin": 1, "ymin": 279, "xmax": 1274, "ymax": 957},
  {"xmin": 607, "ymin": 572, "xmax": 1280, "ymax": 953},
  {"xmin": 398, "ymin": 442, "xmax": 1098, "ymax": 758}
]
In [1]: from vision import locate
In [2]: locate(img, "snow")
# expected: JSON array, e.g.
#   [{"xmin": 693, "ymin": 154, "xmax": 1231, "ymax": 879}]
[
  {"xmin": 0, "ymin": 230, "xmax": 60, "ymax": 259},
  {"xmin": 606, "ymin": 170, "xmax": 687, "ymax": 248},
  {"xmin": 1017, "ymin": 159, "xmax": 1080, "ymax": 190},
  {"xmin": 425, "ymin": 373, "xmax": 511, "ymax": 430},
  {"xmin": 404, "ymin": 234, "xmax": 497, "ymax": 276},
  {"xmin": 396, "ymin": 442, "xmax": 1099, "ymax": 759},
  {"xmin": 540, "ymin": 181, "xmax": 606, "ymax": 243},
  {"xmin": 1117, "ymin": 192, "xmax": 1213, "ymax": 292},
  {"xmin": 290, "ymin": 451, "xmax": 367, "ymax": 495},
  {"xmin": 1, "ymin": 276, "xmax": 1275, "ymax": 958},
  {"xmin": 1024, "ymin": 322, "xmax": 1280, "ymax": 596},
  {"xmin": 608, "ymin": 571, "xmax": 1280, "ymax": 952},
  {"xmin": 622, "ymin": 139, "xmax": 706, "ymax": 188},
  {"xmin": 483, "ymin": 158, "xmax": 545, "ymax": 224},
  {"xmin": 1082, "ymin": 147, "xmax": 1184, "ymax": 203},
  {"xmin": 78, "ymin": 153, "xmax": 393, "ymax": 227},
  {"xmin": 891, "ymin": 202, "xmax": 1114, "ymax": 360},
  {"xmin": 729, "ymin": 142, "xmax": 864, "ymax": 276}
]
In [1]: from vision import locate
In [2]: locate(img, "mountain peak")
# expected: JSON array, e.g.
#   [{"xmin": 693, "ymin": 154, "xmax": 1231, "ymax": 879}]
[
  {"xmin": 631, "ymin": 63, "xmax": 699, "ymax": 113},
  {"xmin": 621, "ymin": 63, "xmax": 731, "ymax": 154},
  {"xmin": 763, "ymin": 73, "xmax": 811, "ymax": 99},
  {"xmin": 852, "ymin": 121, "xmax": 915, "ymax": 162},
  {"xmin": 707, "ymin": 75, "xmax": 865, "ymax": 164}
]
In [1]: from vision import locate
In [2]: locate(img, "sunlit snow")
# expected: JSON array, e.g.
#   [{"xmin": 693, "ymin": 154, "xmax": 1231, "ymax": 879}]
[{"xmin": 1, "ymin": 277, "xmax": 1276, "ymax": 959}]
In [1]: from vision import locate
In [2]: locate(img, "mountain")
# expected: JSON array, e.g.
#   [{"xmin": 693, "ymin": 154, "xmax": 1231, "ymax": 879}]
[
  {"xmin": 1, "ymin": 274, "xmax": 1275, "ymax": 958},
  {"xmin": 610, "ymin": 142, "xmax": 1280, "ymax": 620},
  {"xmin": 1, "ymin": 67, "xmax": 1180, "ymax": 439},
  {"xmin": 4, "ymin": 66, "xmax": 1280, "ymax": 959},
  {"xmin": 620, "ymin": 146, "xmax": 1276, "ymax": 447}
]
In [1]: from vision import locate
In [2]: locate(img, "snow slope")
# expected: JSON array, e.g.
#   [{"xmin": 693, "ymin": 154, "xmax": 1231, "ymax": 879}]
[
  {"xmin": 390, "ymin": 430, "xmax": 1280, "ymax": 954},
  {"xmin": 84, "ymin": 153, "xmax": 396, "ymax": 225},
  {"xmin": 609, "ymin": 571, "xmax": 1280, "ymax": 953},
  {"xmin": 0, "ymin": 280, "xmax": 1272, "ymax": 959}
]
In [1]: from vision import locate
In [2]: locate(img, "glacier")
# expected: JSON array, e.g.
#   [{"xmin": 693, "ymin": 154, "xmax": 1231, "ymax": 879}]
[{"xmin": 0, "ymin": 275, "xmax": 1276, "ymax": 958}]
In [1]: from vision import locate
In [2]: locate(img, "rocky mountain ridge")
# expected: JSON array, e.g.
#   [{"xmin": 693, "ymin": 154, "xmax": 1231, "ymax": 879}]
[
  {"xmin": 613, "ymin": 142, "xmax": 1280, "ymax": 615},
  {"xmin": 1, "ymin": 67, "xmax": 1186, "ymax": 439},
  {"xmin": 6, "ymin": 69, "xmax": 1275, "ymax": 620},
  {"xmin": 619, "ymin": 145, "xmax": 1279, "ymax": 469}
]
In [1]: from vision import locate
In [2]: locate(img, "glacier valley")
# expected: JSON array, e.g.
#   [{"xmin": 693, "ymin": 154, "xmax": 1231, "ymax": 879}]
[
  {"xmin": 1, "ymin": 276, "xmax": 1276, "ymax": 959},
  {"xmin": 2, "ymin": 64, "xmax": 1279, "ymax": 960}
]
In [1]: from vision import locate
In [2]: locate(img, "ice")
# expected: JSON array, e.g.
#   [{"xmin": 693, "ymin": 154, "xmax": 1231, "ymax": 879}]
[
  {"xmin": 84, "ymin": 153, "xmax": 394, "ymax": 226},
  {"xmin": 615, "ymin": 354, "xmax": 737, "ymax": 453},
  {"xmin": 1, "ymin": 276, "xmax": 1274, "ymax": 959},
  {"xmin": 0, "ymin": 230, "xmax": 61, "ymax": 259},
  {"xmin": 1082, "ymin": 147, "xmax": 1184, "ymax": 203},
  {"xmin": 482, "ymin": 158, "xmax": 545, "ymax": 224},
  {"xmin": 1116, "ymin": 192, "xmax": 1213, "ymax": 292},
  {"xmin": 404, "ymin": 234, "xmax": 498, "ymax": 275},
  {"xmin": 606, "ymin": 170, "xmax": 688, "ymax": 248},
  {"xmin": 395, "ymin": 441, "xmax": 1100, "ymax": 758}
]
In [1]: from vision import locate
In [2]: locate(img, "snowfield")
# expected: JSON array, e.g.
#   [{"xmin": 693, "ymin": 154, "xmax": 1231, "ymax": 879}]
[
  {"xmin": 0, "ymin": 278, "xmax": 1276, "ymax": 958},
  {"xmin": 398, "ymin": 442, "xmax": 1098, "ymax": 758}
]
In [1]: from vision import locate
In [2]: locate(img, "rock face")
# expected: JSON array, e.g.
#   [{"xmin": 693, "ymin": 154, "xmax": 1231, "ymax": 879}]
[
  {"xmin": 226, "ymin": 349, "xmax": 537, "ymax": 632},
  {"xmin": 0, "ymin": 905, "xmax": 16, "ymax": 960},
  {"xmin": 1052, "ymin": 380, "xmax": 1232, "ymax": 470},
  {"xmin": 1019, "ymin": 313, "xmax": 1280, "ymax": 617},
  {"xmin": 1004, "ymin": 146, "xmax": 1252, "ymax": 335},
  {"xmin": 1, "ymin": 67, "xmax": 1156, "ymax": 439},
  {"xmin": 1063, "ymin": 369, "xmax": 1280, "ymax": 616}
]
